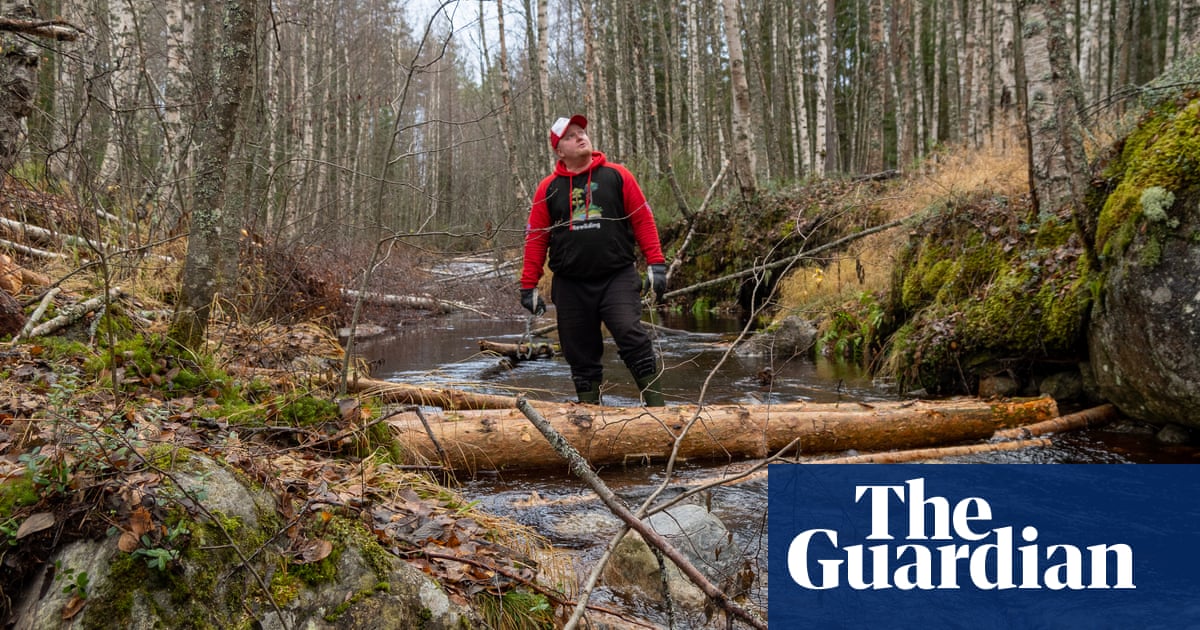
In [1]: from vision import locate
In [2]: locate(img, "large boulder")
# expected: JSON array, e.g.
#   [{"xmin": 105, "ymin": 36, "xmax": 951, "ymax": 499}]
[
  {"xmin": 1089, "ymin": 239, "xmax": 1200, "ymax": 426},
  {"xmin": 1088, "ymin": 95, "xmax": 1200, "ymax": 428}
]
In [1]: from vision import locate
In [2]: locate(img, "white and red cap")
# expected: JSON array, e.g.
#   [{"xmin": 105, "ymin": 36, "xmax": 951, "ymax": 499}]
[{"xmin": 549, "ymin": 114, "xmax": 588, "ymax": 149}]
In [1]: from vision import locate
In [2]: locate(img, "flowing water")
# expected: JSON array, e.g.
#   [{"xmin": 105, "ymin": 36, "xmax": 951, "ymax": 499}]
[{"xmin": 356, "ymin": 310, "xmax": 1199, "ymax": 627}]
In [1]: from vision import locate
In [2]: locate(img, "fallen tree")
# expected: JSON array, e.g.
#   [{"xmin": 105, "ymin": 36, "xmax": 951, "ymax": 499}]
[{"xmin": 386, "ymin": 396, "xmax": 1059, "ymax": 471}]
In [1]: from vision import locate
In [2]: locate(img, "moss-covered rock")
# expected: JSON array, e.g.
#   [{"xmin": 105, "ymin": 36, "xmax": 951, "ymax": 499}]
[
  {"xmin": 11, "ymin": 454, "xmax": 479, "ymax": 629},
  {"xmin": 883, "ymin": 193, "xmax": 1095, "ymax": 395},
  {"xmin": 1088, "ymin": 95, "xmax": 1200, "ymax": 427}
]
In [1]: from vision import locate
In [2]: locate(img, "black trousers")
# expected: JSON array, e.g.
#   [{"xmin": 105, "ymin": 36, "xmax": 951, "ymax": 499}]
[{"xmin": 551, "ymin": 264, "xmax": 657, "ymax": 386}]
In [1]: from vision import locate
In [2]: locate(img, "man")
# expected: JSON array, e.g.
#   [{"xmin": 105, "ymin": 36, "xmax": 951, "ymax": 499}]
[{"xmin": 519, "ymin": 114, "xmax": 668, "ymax": 406}]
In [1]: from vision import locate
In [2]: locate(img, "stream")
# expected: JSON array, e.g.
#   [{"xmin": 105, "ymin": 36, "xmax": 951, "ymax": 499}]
[{"xmin": 355, "ymin": 310, "xmax": 1199, "ymax": 627}]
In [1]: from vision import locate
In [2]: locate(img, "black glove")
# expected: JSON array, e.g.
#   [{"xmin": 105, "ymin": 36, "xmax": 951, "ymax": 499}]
[
  {"xmin": 520, "ymin": 288, "xmax": 546, "ymax": 316},
  {"xmin": 648, "ymin": 264, "xmax": 667, "ymax": 302}
]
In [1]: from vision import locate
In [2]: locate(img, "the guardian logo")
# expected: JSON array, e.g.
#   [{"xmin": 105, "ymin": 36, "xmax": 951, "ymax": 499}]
[{"xmin": 787, "ymin": 477, "xmax": 1135, "ymax": 591}]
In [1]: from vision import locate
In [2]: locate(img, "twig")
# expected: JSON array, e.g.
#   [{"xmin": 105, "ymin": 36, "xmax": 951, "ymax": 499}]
[
  {"xmin": 410, "ymin": 406, "xmax": 449, "ymax": 468},
  {"xmin": 515, "ymin": 397, "xmax": 767, "ymax": 630}
]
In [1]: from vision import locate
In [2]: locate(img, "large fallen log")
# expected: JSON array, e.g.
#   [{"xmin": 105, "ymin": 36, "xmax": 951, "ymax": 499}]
[{"xmin": 386, "ymin": 396, "xmax": 1059, "ymax": 471}]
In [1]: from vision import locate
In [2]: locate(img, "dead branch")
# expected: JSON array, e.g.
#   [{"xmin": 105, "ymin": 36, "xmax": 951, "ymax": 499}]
[
  {"xmin": 348, "ymin": 376, "xmax": 518, "ymax": 410},
  {"xmin": 666, "ymin": 159, "xmax": 730, "ymax": 286},
  {"xmin": 340, "ymin": 288, "xmax": 490, "ymax": 317},
  {"xmin": 478, "ymin": 339, "xmax": 557, "ymax": 361},
  {"xmin": 28, "ymin": 288, "xmax": 122, "ymax": 338},
  {"xmin": 666, "ymin": 216, "xmax": 910, "ymax": 299},
  {"xmin": 0, "ymin": 237, "xmax": 67, "ymax": 260},
  {"xmin": 11, "ymin": 286, "xmax": 59, "ymax": 343},
  {"xmin": 0, "ymin": 17, "xmax": 82, "ymax": 41},
  {"xmin": 515, "ymin": 397, "xmax": 768, "ymax": 630}
]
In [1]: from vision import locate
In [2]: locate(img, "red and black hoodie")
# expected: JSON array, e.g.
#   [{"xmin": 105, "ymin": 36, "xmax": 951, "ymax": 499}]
[{"xmin": 521, "ymin": 151, "xmax": 665, "ymax": 289}]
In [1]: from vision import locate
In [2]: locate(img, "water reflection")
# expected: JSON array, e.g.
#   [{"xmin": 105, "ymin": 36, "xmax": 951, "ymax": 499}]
[{"xmin": 358, "ymin": 310, "xmax": 887, "ymax": 407}]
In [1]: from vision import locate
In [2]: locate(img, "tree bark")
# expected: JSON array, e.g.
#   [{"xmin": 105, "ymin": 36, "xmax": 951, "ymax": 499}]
[
  {"xmin": 991, "ymin": 403, "xmax": 1118, "ymax": 439},
  {"xmin": 0, "ymin": 1, "xmax": 43, "ymax": 173},
  {"xmin": 169, "ymin": 0, "xmax": 258, "ymax": 349},
  {"xmin": 348, "ymin": 377, "xmax": 520, "ymax": 410},
  {"xmin": 0, "ymin": 287, "xmax": 24, "ymax": 337},
  {"xmin": 388, "ymin": 397, "xmax": 1059, "ymax": 471},
  {"xmin": 719, "ymin": 0, "xmax": 757, "ymax": 196}
]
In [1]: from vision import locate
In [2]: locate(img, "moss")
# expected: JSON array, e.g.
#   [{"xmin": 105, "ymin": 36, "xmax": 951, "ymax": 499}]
[
  {"xmin": 278, "ymin": 395, "xmax": 338, "ymax": 427},
  {"xmin": 1096, "ymin": 98, "xmax": 1200, "ymax": 257},
  {"xmin": 883, "ymin": 193, "xmax": 1097, "ymax": 394},
  {"xmin": 80, "ymin": 550, "xmax": 146, "ymax": 629},
  {"xmin": 144, "ymin": 443, "xmax": 194, "ymax": 470},
  {"xmin": 0, "ymin": 477, "xmax": 40, "ymax": 516},
  {"xmin": 36, "ymin": 337, "xmax": 92, "ymax": 363}
]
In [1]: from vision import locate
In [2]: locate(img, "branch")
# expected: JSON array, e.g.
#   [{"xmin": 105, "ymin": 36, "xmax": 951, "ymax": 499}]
[
  {"xmin": 666, "ymin": 215, "xmax": 910, "ymax": 299},
  {"xmin": 515, "ymin": 397, "xmax": 767, "ymax": 630},
  {"xmin": 0, "ymin": 17, "xmax": 83, "ymax": 41}
]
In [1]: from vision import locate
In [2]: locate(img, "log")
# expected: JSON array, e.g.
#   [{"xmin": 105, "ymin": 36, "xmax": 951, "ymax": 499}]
[
  {"xmin": 478, "ymin": 339, "xmax": 557, "ymax": 361},
  {"xmin": 340, "ymin": 288, "xmax": 489, "ymax": 316},
  {"xmin": 0, "ymin": 288, "xmax": 24, "ymax": 337},
  {"xmin": 991, "ymin": 403, "xmax": 1118, "ymax": 439},
  {"xmin": 811, "ymin": 437, "xmax": 1053, "ymax": 464},
  {"xmin": 349, "ymin": 376, "xmax": 519, "ymax": 410},
  {"xmin": 386, "ymin": 396, "xmax": 1059, "ymax": 471}
]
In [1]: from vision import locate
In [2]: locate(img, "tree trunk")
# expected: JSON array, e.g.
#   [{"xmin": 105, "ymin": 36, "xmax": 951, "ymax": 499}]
[
  {"xmin": 387, "ymin": 397, "xmax": 1059, "ymax": 471},
  {"xmin": 169, "ymin": 0, "xmax": 258, "ymax": 349},
  {"xmin": 0, "ymin": 287, "xmax": 24, "ymax": 337},
  {"xmin": 0, "ymin": 0, "xmax": 40, "ymax": 173},
  {"xmin": 719, "ymin": 0, "xmax": 757, "ymax": 196},
  {"xmin": 1019, "ymin": 0, "xmax": 1095, "ymax": 259}
]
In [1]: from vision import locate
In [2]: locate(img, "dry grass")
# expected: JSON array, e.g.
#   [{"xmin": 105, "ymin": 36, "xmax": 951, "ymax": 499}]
[{"xmin": 777, "ymin": 131, "xmax": 1030, "ymax": 316}]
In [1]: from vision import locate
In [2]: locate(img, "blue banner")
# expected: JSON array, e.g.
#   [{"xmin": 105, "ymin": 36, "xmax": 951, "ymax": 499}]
[{"xmin": 767, "ymin": 465, "xmax": 1200, "ymax": 629}]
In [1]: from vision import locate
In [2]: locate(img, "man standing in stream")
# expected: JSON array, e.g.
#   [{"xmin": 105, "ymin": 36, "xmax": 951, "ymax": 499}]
[{"xmin": 519, "ymin": 114, "xmax": 668, "ymax": 406}]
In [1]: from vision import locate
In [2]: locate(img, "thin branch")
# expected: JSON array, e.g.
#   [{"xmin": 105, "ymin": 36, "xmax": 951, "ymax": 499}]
[{"xmin": 516, "ymin": 397, "xmax": 767, "ymax": 630}]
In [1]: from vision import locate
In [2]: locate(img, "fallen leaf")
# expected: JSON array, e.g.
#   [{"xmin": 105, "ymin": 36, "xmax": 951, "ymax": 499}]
[
  {"xmin": 16, "ymin": 512, "xmax": 55, "ymax": 539},
  {"xmin": 298, "ymin": 539, "xmax": 333, "ymax": 563},
  {"xmin": 61, "ymin": 594, "xmax": 86, "ymax": 619},
  {"xmin": 118, "ymin": 531, "xmax": 140, "ymax": 553},
  {"xmin": 129, "ymin": 506, "xmax": 153, "ymax": 537}
]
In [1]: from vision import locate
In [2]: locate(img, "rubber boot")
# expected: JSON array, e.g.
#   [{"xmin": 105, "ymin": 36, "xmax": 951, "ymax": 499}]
[
  {"xmin": 574, "ymin": 379, "xmax": 602, "ymax": 404},
  {"xmin": 635, "ymin": 373, "xmax": 665, "ymax": 407}
]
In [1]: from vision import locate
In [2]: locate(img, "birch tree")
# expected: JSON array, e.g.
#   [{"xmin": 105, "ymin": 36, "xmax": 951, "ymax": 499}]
[
  {"xmin": 1018, "ymin": 0, "xmax": 1093, "ymax": 263},
  {"xmin": 720, "ymin": 0, "xmax": 757, "ymax": 196}
]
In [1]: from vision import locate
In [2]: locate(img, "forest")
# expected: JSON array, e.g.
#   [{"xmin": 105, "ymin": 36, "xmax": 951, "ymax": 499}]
[{"xmin": 2, "ymin": 0, "xmax": 1200, "ymax": 628}]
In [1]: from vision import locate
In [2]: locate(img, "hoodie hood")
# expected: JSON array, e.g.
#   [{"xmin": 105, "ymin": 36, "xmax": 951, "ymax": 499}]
[{"xmin": 554, "ymin": 150, "xmax": 607, "ymax": 177}]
